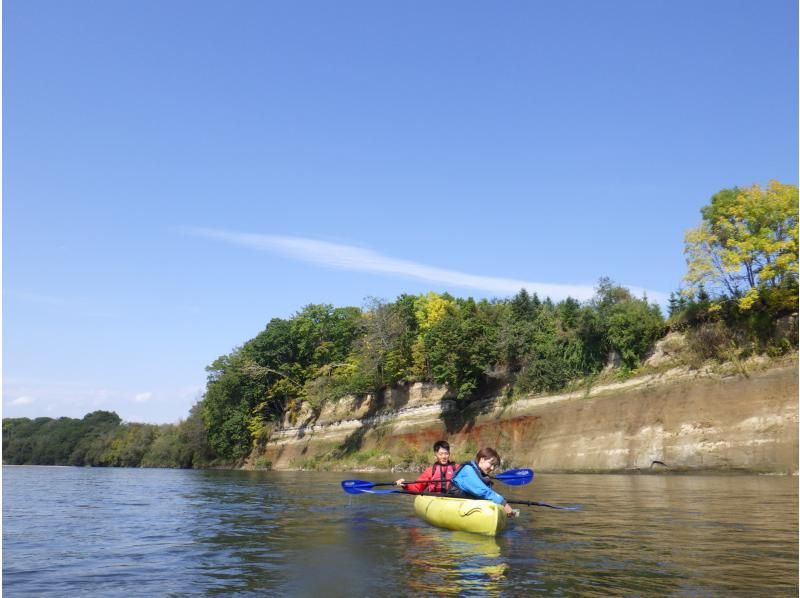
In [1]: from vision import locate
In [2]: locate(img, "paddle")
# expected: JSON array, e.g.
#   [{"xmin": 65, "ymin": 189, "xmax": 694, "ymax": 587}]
[
  {"xmin": 343, "ymin": 485, "xmax": 579, "ymax": 510},
  {"xmin": 491, "ymin": 468, "xmax": 534, "ymax": 486},
  {"xmin": 343, "ymin": 487, "xmax": 422, "ymax": 495},
  {"xmin": 341, "ymin": 468, "xmax": 533, "ymax": 494},
  {"xmin": 506, "ymin": 499, "xmax": 581, "ymax": 511}
]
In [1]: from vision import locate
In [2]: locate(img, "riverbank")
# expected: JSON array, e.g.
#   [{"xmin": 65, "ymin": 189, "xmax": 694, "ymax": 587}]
[{"xmin": 253, "ymin": 350, "xmax": 798, "ymax": 474}]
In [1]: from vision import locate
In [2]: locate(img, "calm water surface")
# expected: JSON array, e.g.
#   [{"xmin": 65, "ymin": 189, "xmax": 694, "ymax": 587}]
[{"xmin": 3, "ymin": 466, "xmax": 797, "ymax": 596}]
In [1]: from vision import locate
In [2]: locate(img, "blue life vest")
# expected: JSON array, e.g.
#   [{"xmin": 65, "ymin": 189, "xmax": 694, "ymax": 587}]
[{"xmin": 446, "ymin": 461, "xmax": 493, "ymax": 498}]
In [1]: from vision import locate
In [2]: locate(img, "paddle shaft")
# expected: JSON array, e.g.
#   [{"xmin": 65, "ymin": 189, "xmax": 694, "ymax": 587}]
[
  {"xmin": 346, "ymin": 480, "xmax": 446, "ymax": 488},
  {"xmin": 367, "ymin": 488, "xmax": 573, "ymax": 509},
  {"xmin": 371, "ymin": 468, "xmax": 532, "ymax": 487},
  {"xmin": 507, "ymin": 499, "xmax": 578, "ymax": 510}
]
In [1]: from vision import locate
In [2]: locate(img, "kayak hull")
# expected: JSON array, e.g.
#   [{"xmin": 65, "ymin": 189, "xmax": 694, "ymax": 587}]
[{"xmin": 413, "ymin": 494, "xmax": 508, "ymax": 536}]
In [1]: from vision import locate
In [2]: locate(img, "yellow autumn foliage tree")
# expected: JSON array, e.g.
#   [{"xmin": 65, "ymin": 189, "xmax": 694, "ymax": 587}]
[
  {"xmin": 414, "ymin": 292, "xmax": 453, "ymax": 329},
  {"xmin": 684, "ymin": 181, "xmax": 798, "ymax": 311},
  {"xmin": 410, "ymin": 292, "xmax": 455, "ymax": 378}
]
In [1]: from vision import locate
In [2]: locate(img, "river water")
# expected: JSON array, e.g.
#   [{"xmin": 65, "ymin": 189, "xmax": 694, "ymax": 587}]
[{"xmin": 3, "ymin": 466, "xmax": 797, "ymax": 596}]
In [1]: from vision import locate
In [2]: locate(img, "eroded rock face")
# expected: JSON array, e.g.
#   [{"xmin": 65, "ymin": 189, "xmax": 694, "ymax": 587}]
[
  {"xmin": 261, "ymin": 361, "xmax": 799, "ymax": 474},
  {"xmin": 774, "ymin": 314, "xmax": 799, "ymax": 345},
  {"xmin": 644, "ymin": 332, "xmax": 688, "ymax": 367}
]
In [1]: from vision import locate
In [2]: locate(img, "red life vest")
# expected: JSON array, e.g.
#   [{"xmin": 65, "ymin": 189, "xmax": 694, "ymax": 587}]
[{"xmin": 425, "ymin": 461, "xmax": 457, "ymax": 493}]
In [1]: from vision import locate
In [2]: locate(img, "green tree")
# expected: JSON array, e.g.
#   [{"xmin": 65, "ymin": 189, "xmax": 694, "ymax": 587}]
[
  {"xmin": 291, "ymin": 304, "xmax": 362, "ymax": 369},
  {"xmin": 384, "ymin": 294, "xmax": 422, "ymax": 382},
  {"xmin": 202, "ymin": 365, "xmax": 252, "ymax": 460},
  {"xmin": 425, "ymin": 298, "xmax": 498, "ymax": 399},
  {"xmin": 176, "ymin": 402, "xmax": 215, "ymax": 467},
  {"xmin": 103, "ymin": 423, "xmax": 158, "ymax": 467},
  {"xmin": 69, "ymin": 411, "xmax": 122, "ymax": 466},
  {"xmin": 496, "ymin": 289, "xmax": 545, "ymax": 374},
  {"xmin": 591, "ymin": 279, "xmax": 665, "ymax": 370},
  {"xmin": 510, "ymin": 288, "xmax": 541, "ymax": 321},
  {"xmin": 141, "ymin": 425, "xmax": 183, "ymax": 468},
  {"xmin": 605, "ymin": 299, "xmax": 665, "ymax": 369},
  {"xmin": 354, "ymin": 297, "xmax": 406, "ymax": 388},
  {"xmin": 3, "ymin": 417, "xmax": 52, "ymax": 464}
]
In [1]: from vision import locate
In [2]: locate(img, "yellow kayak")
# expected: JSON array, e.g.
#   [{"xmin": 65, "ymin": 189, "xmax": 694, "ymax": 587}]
[{"xmin": 413, "ymin": 494, "xmax": 509, "ymax": 536}]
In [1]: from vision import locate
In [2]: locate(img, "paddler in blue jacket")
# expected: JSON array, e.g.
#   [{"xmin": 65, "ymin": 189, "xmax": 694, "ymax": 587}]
[{"xmin": 448, "ymin": 447, "xmax": 515, "ymax": 517}]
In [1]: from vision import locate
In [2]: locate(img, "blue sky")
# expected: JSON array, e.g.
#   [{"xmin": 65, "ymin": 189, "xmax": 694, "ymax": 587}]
[{"xmin": 4, "ymin": 1, "xmax": 797, "ymax": 424}]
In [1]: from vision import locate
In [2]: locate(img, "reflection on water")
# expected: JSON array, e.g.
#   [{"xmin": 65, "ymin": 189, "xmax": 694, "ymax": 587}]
[
  {"xmin": 501, "ymin": 474, "xmax": 799, "ymax": 596},
  {"xmin": 3, "ymin": 467, "xmax": 798, "ymax": 597},
  {"xmin": 402, "ymin": 527, "xmax": 506, "ymax": 596}
]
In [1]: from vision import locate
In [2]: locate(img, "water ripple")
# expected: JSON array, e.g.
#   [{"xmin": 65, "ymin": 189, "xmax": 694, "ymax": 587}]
[{"xmin": 3, "ymin": 467, "xmax": 797, "ymax": 596}]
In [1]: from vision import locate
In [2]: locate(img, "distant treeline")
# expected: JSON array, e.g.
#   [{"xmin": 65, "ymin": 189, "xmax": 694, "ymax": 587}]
[
  {"xmin": 3, "ymin": 406, "xmax": 213, "ymax": 468},
  {"xmin": 4, "ymin": 182, "xmax": 797, "ymax": 468}
]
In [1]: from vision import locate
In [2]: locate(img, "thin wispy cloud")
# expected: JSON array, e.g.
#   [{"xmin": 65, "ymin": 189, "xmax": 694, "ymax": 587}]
[
  {"xmin": 10, "ymin": 396, "xmax": 35, "ymax": 406},
  {"xmin": 187, "ymin": 227, "xmax": 667, "ymax": 304},
  {"xmin": 134, "ymin": 392, "xmax": 154, "ymax": 403},
  {"xmin": 4, "ymin": 378, "xmax": 118, "ymax": 411},
  {"xmin": 3, "ymin": 378, "xmax": 200, "ymax": 424}
]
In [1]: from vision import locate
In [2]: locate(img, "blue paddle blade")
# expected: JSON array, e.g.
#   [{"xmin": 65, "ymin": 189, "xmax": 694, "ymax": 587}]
[
  {"xmin": 341, "ymin": 480, "xmax": 375, "ymax": 494},
  {"xmin": 341, "ymin": 480, "xmax": 404, "ymax": 495},
  {"xmin": 341, "ymin": 483, "xmax": 401, "ymax": 496},
  {"xmin": 495, "ymin": 468, "xmax": 534, "ymax": 485},
  {"xmin": 341, "ymin": 479, "xmax": 374, "ymax": 489}
]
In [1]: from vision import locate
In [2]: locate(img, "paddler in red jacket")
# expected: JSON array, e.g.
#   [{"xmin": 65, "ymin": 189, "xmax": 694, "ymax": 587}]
[{"xmin": 394, "ymin": 440, "xmax": 457, "ymax": 494}]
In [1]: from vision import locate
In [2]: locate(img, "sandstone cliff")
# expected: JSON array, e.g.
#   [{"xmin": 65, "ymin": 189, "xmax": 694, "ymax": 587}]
[{"xmin": 256, "ymin": 351, "xmax": 798, "ymax": 474}]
